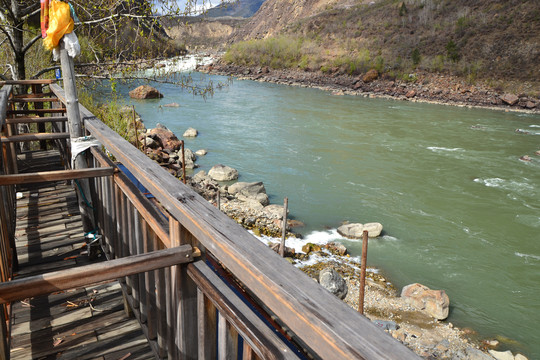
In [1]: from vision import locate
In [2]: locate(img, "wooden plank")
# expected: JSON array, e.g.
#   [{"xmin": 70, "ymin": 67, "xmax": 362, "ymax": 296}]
[
  {"xmin": 6, "ymin": 108, "xmax": 66, "ymax": 115},
  {"xmin": 0, "ymin": 80, "xmax": 56, "ymax": 86},
  {"xmin": 8, "ymin": 98, "xmax": 59, "ymax": 103},
  {"xmin": 81, "ymin": 115, "xmax": 419, "ymax": 359},
  {"xmin": 0, "ymin": 167, "xmax": 113, "ymax": 185},
  {"xmin": 188, "ymin": 261, "xmax": 299, "ymax": 360},
  {"xmin": 1, "ymin": 132, "xmax": 69, "ymax": 143},
  {"xmin": 5, "ymin": 116, "xmax": 67, "ymax": 124},
  {"xmin": 11, "ymin": 92, "xmax": 54, "ymax": 99},
  {"xmin": 197, "ymin": 288, "xmax": 217, "ymax": 360},
  {"xmin": 0, "ymin": 245, "xmax": 195, "ymax": 304}
]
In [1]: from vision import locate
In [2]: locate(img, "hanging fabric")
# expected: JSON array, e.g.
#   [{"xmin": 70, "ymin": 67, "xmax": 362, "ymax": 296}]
[
  {"xmin": 43, "ymin": 0, "xmax": 74, "ymax": 50},
  {"xmin": 40, "ymin": 0, "xmax": 49, "ymax": 38}
]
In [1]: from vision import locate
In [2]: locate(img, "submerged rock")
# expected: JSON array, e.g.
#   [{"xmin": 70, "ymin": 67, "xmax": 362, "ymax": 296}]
[{"xmin": 183, "ymin": 127, "xmax": 198, "ymax": 137}]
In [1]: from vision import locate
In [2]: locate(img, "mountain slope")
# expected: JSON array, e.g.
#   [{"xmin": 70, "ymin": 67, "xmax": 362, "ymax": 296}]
[
  {"xmin": 230, "ymin": 0, "xmax": 540, "ymax": 83},
  {"xmin": 206, "ymin": 0, "xmax": 266, "ymax": 18}
]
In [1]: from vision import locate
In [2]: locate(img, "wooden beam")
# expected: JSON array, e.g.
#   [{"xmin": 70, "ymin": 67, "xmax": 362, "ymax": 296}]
[
  {"xmin": 12, "ymin": 92, "xmax": 54, "ymax": 99},
  {"xmin": 0, "ymin": 132, "xmax": 69, "ymax": 143},
  {"xmin": 0, "ymin": 79, "xmax": 56, "ymax": 86},
  {"xmin": 0, "ymin": 245, "xmax": 196, "ymax": 304},
  {"xmin": 0, "ymin": 167, "xmax": 114, "ymax": 185},
  {"xmin": 5, "ymin": 116, "xmax": 68, "ymax": 124},
  {"xmin": 8, "ymin": 97, "xmax": 59, "ymax": 103},
  {"xmin": 6, "ymin": 108, "xmax": 66, "ymax": 115}
]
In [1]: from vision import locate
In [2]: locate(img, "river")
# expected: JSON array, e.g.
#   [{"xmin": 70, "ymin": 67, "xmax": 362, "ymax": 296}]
[{"xmin": 98, "ymin": 71, "xmax": 540, "ymax": 358}]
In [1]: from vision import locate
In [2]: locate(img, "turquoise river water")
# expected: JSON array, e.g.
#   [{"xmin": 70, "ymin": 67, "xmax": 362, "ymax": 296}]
[{"xmin": 99, "ymin": 73, "xmax": 540, "ymax": 357}]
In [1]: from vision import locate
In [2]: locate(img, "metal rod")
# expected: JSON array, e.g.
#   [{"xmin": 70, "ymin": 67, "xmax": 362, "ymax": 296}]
[
  {"xmin": 279, "ymin": 197, "xmax": 288, "ymax": 257},
  {"xmin": 132, "ymin": 105, "xmax": 140, "ymax": 150},
  {"xmin": 358, "ymin": 230, "xmax": 369, "ymax": 314},
  {"xmin": 180, "ymin": 140, "xmax": 186, "ymax": 184},
  {"xmin": 217, "ymin": 191, "xmax": 221, "ymax": 211}
]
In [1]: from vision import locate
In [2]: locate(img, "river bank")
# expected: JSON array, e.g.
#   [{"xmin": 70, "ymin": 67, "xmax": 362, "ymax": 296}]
[{"xmin": 199, "ymin": 61, "xmax": 540, "ymax": 115}]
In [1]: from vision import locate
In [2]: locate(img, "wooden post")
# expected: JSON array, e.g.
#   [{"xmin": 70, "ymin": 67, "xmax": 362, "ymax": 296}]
[
  {"xmin": 32, "ymin": 84, "xmax": 47, "ymax": 150},
  {"xmin": 358, "ymin": 230, "xmax": 369, "ymax": 314},
  {"xmin": 180, "ymin": 140, "xmax": 186, "ymax": 184},
  {"xmin": 59, "ymin": 43, "xmax": 95, "ymax": 233},
  {"xmin": 279, "ymin": 197, "xmax": 288, "ymax": 257}
]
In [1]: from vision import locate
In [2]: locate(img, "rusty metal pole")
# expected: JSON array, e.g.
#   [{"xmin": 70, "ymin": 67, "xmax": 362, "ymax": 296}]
[
  {"xmin": 279, "ymin": 197, "xmax": 288, "ymax": 257},
  {"xmin": 217, "ymin": 190, "xmax": 221, "ymax": 210},
  {"xmin": 132, "ymin": 105, "xmax": 140, "ymax": 150},
  {"xmin": 358, "ymin": 229, "xmax": 369, "ymax": 314},
  {"xmin": 180, "ymin": 140, "xmax": 186, "ymax": 184}
]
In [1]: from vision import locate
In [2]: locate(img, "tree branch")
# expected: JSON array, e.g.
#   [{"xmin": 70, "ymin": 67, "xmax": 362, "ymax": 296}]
[{"xmin": 21, "ymin": 32, "xmax": 41, "ymax": 54}]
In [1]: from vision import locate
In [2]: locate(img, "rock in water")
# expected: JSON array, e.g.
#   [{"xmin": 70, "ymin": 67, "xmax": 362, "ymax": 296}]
[
  {"xmin": 488, "ymin": 350, "xmax": 517, "ymax": 360},
  {"xmin": 129, "ymin": 85, "xmax": 163, "ymax": 99},
  {"xmin": 337, "ymin": 222, "xmax": 383, "ymax": 238},
  {"xmin": 208, "ymin": 164, "xmax": 239, "ymax": 181},
  {"xmin": 319, "ymin": 268, "xmax": 348, "ymax": 299},
  {"xmin": 183, "ymin": 127, "xmax": 198, "ymax": 137},
  {"xmin": 363, "ymin": 222, "xmax": 383, "ymax": 237},
  {"xmin": 401, "ymin": 283, "xmax": 450, "ymax": 320},
  {"xmin": 337, "ymin": 223, "xmax": 364, "ymax": 238}
]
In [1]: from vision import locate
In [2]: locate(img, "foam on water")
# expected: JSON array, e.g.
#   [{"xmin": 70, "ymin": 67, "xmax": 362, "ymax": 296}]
[
  {"xmin": 515, "ymin": 252, "xmax": 540, "ymax": 262},
  {"xmin": 427, "ymin": 146, "xmax": 465, "ymax": 152},
  {"xmin": 473, "ymin": 178, "xmax": 535, "ymax": 193}
]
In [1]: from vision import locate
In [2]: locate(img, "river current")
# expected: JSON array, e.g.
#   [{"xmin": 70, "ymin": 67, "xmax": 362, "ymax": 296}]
[{"xmin": 98, "ymin": 70, "xmax": 540, "ymax": 357}]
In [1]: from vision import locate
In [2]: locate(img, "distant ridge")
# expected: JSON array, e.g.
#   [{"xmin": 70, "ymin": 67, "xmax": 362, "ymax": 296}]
[{"xmin": 204, "ymin": 0, "xmax": 266, "ymax": 18}]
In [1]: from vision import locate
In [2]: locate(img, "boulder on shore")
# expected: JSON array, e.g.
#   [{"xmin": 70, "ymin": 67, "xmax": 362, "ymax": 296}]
[
  {"xmin": 337, "ymin": 222, "xmax": 383, "ymax": 238},
  {"xmin": 146, "ymin": 124, "xmax": 181, "ymax": 151},
  {"xmin": 129, "ymin": 85, "xmax": 163, "ymax": 99},
  {"xmin": 229, "ymin": 181, "xmax": 269, "ymax": 206},
  {"xmin": 208, "ymin": 164, "xmax": 239, "ymax": 181},
  {"xmin": 500, "ymin": 93, "xmax": 519, "ymax": 106},
  {"xmin": 401, "ymin": 283, "xmax": 450, "ymax": 320},
  {"xmin": 319, "ymin": 268, "xmax": 348, "ymax": 299}
]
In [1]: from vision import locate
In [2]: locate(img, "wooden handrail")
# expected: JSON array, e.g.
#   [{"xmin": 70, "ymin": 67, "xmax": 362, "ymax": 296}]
[
  {"xmin": 0, "ymin": 132, "xmax": 69, "ymax": 143},
  {"xmin": 0, "ymin": 167, "xmax": 114, "ymax": 185},
  {"xmin": 0, "ymin": 79, "xmax": 56, "ymax": 86},
  {"xmin": 5, "ymin": 116, "xmax": 68, "ymax": 124},
  {"xmin": 49, "ymin": 84, "xmax": 418, "ymax": 359},
  {"xmin": 0, "ymin": 245, "xmax": 197, "ymax": 304}
]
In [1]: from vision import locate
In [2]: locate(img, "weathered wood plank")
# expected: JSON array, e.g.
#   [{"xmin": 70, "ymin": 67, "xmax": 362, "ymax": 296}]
[
  {"xmin": 8, "ymin": 98, "xmax": 59, "ymax": 103},
  {"xmin": 0, "ymin": 246, "xmax": 195, "ymax": 304},
  {"xmin": 6, "ymin": 116, "xmax": 67, "ymax": 124},
  {"xmin": 0, "ymin": 167, "xmax": 113, "ymax": 185},
  {"xmin": 1, "ymin": 132, "xmax": 69, "ymax": 143},
  {"xmin": 6, "ymin": 108, "xmax": 66, "ymax": 115},
  {"xmin": 0, "ymin": 80, "xmax": 56, "ymax": 86},
  {"xmin": 188, "ymin": 261, "xmax": 299, "ymax": 360}
]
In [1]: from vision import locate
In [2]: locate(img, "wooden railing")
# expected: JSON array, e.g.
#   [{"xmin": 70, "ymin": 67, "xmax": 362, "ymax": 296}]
[{"xmin": 0, "ymin": 79, "xmax": 419, "ymax": 359}]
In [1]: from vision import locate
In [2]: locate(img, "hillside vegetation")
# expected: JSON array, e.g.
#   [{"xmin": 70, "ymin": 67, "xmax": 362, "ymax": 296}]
[{"xmin": 223, "ymin": 0, "xmax": 540, "ymax": 93}]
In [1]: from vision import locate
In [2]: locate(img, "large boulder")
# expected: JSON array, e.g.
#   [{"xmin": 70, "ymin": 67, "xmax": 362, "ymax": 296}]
[
  {"xmin": 363, "ymin": 69, "xmax": 379, "ymax": 83},
  {"xmin": 488, "ymin": 350, "xmax": 517, "ymax": 360},
  {"xmin": 500, "ymin": 93, "xmax": 519, "ymax": 106},
  {"xmin": 228, "ymin": 182, "xmax": 269, "ymax": 206},
  {"xmin": 208, "ymin": 164, "xmax": 239, "ymax": 181},
  {"xmin": 147, "ymin": 124, "xmax": 181, "ymax": 151},
  {"xmin": 319, "ymin": 268, "xmax": 348, "ymax": 299},
  {"xmin": 262, "ymin": 204, "xmax": 287, "ymax": 219},
  {"xmin": 401, "ymin": 283, "xmax": 450, "ymax": 320},
  {"xmin": 337, "ymin": 222, "xmax": 383, "ymax": 238},
  {"xmin": 129, "ymin": 85, "xmax": 163, "ymax": 99}
]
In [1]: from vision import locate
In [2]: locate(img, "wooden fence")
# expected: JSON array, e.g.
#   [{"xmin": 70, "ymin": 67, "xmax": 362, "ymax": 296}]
[{"xmin": 0, "ymin": 80, "xmax": 419, "ymax": 359}]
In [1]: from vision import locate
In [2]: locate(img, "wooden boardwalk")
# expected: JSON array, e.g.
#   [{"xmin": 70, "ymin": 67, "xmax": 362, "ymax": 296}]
[{"xmin": 10, "ymin": 150, "xmax": 154, "ymax": 360}]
